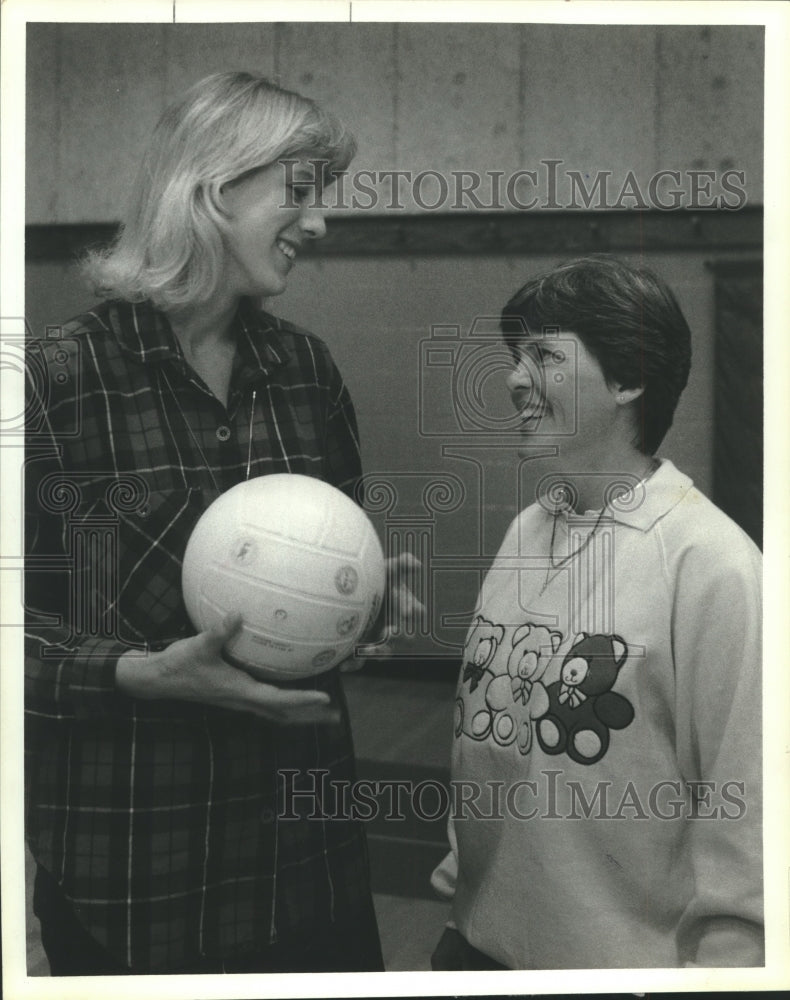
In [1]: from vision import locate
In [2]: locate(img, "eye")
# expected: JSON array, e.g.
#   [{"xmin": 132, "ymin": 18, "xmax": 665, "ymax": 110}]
[
  {"xmin": 288, "ymin": 184, "xmax": 312, "ymax": 203},
  {"xmin": 515, "ymin": 344, "xmax": 541, "ymax": 367},
  {"xmin": 525, "ymin": 345, "xmax": 560, "ymax": 365},
  {"xmin": 563, "ymin": 657, "xmax": 589, "ymax": 682}
]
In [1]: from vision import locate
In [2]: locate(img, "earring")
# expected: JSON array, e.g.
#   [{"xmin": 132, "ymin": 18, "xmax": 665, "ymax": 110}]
[{"xmin": 617, "ymin": 393, "xmax": 625, "ymax": 404}]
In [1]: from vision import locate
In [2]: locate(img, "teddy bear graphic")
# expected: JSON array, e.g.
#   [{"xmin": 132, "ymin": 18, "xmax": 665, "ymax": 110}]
[
  {"xmin": 457, "ymin": 619, "xmax": 561, "ymax": 754},
  {"xmin": 455, "ymin": 616, "xmax": 505, "ymax": 740},
  {"xmin": 482, "ymin": 624, "xmax": 562, "ymax": 753},
  {"xmin": 536, "ymin": 632, "xmax": 634, "ymax": 765}
]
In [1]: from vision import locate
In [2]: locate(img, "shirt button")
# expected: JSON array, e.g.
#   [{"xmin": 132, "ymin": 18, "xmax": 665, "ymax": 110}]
[
  {"xmin": 260, "ymin": 807, "xmax": 275, "ymax": 824},
  {"xmin": 216, "ymin": 425, "xmax": 231, "ymax": 442}
]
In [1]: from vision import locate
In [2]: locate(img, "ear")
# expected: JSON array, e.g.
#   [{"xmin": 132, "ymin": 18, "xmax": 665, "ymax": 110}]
[
  {"xmin": 614, "ymin": 385, "xmax": 645, "ymax": 405},
  {"xmin": 512, "ymin": 624, "xmax": 532, "ymax": 646},
  {"xmin": 611, "ymin": 636, "xmax": 628, "ymax": 665}
]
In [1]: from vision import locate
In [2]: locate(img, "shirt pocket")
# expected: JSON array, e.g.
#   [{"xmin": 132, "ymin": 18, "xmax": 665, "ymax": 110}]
[
  {"xmin": 60, "ymin": 481, "xmax": 202, "ymax": 644},
  {"xmin": 111, "ymin": 487, "xmax": 205, "ymax": 641}
]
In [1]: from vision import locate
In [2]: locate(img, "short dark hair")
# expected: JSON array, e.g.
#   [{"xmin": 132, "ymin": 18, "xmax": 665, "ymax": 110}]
[{"xmin": 500, "ymin": 255, "xmax": 692, "ymax": 454}]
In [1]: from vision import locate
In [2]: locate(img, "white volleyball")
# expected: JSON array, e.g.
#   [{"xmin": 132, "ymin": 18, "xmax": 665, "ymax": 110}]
[{"xmin": 182, "ymin": 474, "xmax": 386, "ymax": 681}]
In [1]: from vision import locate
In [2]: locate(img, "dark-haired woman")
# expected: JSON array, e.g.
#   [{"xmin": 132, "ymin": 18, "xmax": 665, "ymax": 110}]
[{"xmin": 431, "ymin": 256, "xmax": 763, "ymax": 970}]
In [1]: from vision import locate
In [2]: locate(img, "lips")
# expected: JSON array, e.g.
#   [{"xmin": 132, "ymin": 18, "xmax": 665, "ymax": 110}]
[
  {"xmin": 518, "ymin": 403, "xmax": 546, "ymax": 427},
  {"xmin": 276, "ymin": 238, "xmax": 298, "ymax": 261}
]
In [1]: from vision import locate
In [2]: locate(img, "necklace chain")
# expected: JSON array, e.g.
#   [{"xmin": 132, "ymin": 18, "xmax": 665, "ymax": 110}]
[
  {"xmin": 542, "ymin": 459, "xmax": 659, "ymax": 592},
  {"xmin": 547, "ymin": 502, "xmax": 609, "ymax": 571}
]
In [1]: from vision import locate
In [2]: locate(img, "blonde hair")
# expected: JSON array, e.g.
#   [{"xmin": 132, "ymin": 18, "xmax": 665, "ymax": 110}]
[{"xmin": 82, "ymin": 72, "xmax": 356, "ymax": 310}]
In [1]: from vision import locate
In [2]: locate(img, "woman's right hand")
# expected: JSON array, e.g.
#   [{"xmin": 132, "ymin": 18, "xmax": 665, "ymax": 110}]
[{"xmin": 115, "ymin": 614, "xmax": 340, "ymax": 726}]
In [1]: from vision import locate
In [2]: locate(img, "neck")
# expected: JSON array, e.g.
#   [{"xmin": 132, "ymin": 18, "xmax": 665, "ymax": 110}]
[
  {"xmin": 551, "ymin": 449, "xmax": 657, "ymax": 513},
  {"xmin": 167, "ymin": 293, "xmax": 241, "ymax": 355}
]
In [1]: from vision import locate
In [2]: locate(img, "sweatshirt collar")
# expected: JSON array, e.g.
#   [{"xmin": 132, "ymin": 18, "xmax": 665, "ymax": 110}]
[
  {"xmin": 592, "ymin": 458, "xmax": 694, "ymax": 532},
  {"xmin": 539, "ymin": 459, "xmax": 694, "ymax": 533}
]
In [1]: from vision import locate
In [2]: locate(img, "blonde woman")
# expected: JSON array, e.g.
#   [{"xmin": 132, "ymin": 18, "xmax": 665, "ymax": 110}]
[{"xmin": 25, "ymin": 72, "xmax": 387, "ymax": 975}]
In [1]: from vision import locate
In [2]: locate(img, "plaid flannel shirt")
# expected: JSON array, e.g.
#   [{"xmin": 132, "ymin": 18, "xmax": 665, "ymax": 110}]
[{"xmin": 24, "ymin": 298, "xmax": 374, "ymax": 972}]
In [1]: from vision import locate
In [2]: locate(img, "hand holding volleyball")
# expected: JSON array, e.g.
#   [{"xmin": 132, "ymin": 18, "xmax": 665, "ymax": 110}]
[
  {"xmin": 115, "ymin": 613, "xmax": 340, "ymax": 725},
  {"xmin": 181, "ymin": 474, "xmax": 387, "ymax": 681}
]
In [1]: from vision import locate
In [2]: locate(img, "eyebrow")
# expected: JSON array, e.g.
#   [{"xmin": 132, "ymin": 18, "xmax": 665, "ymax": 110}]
[
  {"xmin": 516, "ymin": 337, "xmax": 555, "ymax": 353},
  {"xmin": 224, "ymin": 164, "xmax": 268, "ymax": 188},
  {"xmin": 288, "ymin": 165, "xmax": 318, "ymax": 179}
]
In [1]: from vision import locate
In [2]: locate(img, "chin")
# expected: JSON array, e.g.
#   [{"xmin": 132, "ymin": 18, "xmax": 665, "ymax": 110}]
[
  {"xmin": 516, "ymin": 429, "xmax": 552, "ymax": 448},
  {"xmin": 254, "ymin": 279, "xmax": 287, "ymax": 298}
]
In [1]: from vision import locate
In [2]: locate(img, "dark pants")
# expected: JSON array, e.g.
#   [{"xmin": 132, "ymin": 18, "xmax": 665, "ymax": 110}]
[
  {"xmin": 430, "ymin": 926, "xmax": 507, "ymax": 971},
  {"xmin": 33, "ymin": 865, "xmax": 384, "ymax": 975}
]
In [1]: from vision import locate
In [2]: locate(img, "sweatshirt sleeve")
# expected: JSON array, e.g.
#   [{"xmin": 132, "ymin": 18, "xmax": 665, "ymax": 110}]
[
  {"xmin": 669, "ymin": 523, "xmax": 763, "ymax": 967},
  {"xmin": 431, "ymin": 815, "xmax": 459, "ymax": 901}
]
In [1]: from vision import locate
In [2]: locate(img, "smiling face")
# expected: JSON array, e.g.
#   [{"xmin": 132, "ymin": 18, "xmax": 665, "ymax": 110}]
[
  {"xmin": 505, "ymin": 332, "xmax": 629, "ymax": 468},
  {"xmin": 219, "ymin": 158, "xmax": 327, "ymax": 299}
]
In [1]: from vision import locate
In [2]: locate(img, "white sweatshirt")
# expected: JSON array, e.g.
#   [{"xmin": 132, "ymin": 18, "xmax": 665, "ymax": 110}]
[{"xmin": 432, "ymin": 460, "xmax": 763, "ymax": 969}]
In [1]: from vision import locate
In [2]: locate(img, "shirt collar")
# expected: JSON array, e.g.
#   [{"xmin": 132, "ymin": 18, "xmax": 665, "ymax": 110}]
[
  {"xmin": 233, "ymin": 298, "xmax": 291, "ymax": 383},
  {"xmin": 601, "ymin": 458, "xmax": 694, "ymax": 532},
  {"xmin": 109, "ymin": 298, "xmax": 290, "ymax": 380},
  {"xmin": 540, "ymin": 458, "xmax": 695, "ymax": 533}
]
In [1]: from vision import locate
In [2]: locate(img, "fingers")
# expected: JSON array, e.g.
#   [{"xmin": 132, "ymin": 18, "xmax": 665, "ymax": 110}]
[
  {"xmin": 386, "ymin": 552, "xmax": 422, "ymax": 573},
  {"xmin": 395, "ymin": 583, "xmax": 427, "ymax": 619},
  {"xmin": 166, "ymin": 630, "xmax": 335, "ymax": 724},
  {"xmin": 389, "ymin": 584, "xmax": 427, "ymax": 636},
  {"xmin": 222, "ymin": 611, "xmax": 244, "ymax": 634},
  {"xmin": 247, "ymin": 683, "xmax": 340, "ymax": 726},
  {"xmin": 385, "ymin": 553, "xmax": 423, "ymax": 599},
  {"xmin": 128, "ymin": 624, "xmax": 342, "ymax": 725},
  {"xmin": 350, "ymin": 637, "xmax": 394, "ymax": 662},
  {"xmin": 339, "ymin": 654, "xmax": 370, "ymax": 673},
  {"xmin": 384, "ymin": 554, "xmax": 427, "ymax": 632},
  {"xmin": 222, "ymin": 665, "xmax": 339, "ymax": 725},
  {"xmin": 202, "ymin": 612, "xmax": 244, "ymax": 655},
  {"xmin": 339, "ymin": 657, "xmax": 363, "ymax": 673}
]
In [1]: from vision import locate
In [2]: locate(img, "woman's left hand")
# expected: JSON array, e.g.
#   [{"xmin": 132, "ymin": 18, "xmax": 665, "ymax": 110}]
[{"xmin": 340, "ymin": 552, "xmax": 426, "ymax": 671}]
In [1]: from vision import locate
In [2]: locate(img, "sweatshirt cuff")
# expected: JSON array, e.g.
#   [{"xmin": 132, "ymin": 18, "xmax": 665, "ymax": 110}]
[
  {"xmin": 431, "ymin": 850, "xmax": 458, "ymax": 900},
  {"xmin": 682, "ymin": 917, "xmax": 765, "ymax": 968}
]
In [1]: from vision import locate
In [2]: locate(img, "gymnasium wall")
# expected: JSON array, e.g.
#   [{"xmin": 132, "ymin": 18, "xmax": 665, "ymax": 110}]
[{"xmin": 25, "ymin": 22, "xmax": 763, "ymax": 222}]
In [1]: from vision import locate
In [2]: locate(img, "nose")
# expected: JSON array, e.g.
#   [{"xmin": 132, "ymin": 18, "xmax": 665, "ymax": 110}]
[
  {"xmin": 300, "ymin": 203, "xmax": 327, "ymax": 240},
  {"xmin": 506, "ymin": 362, "xmax": 534, "ymax": 400}
]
